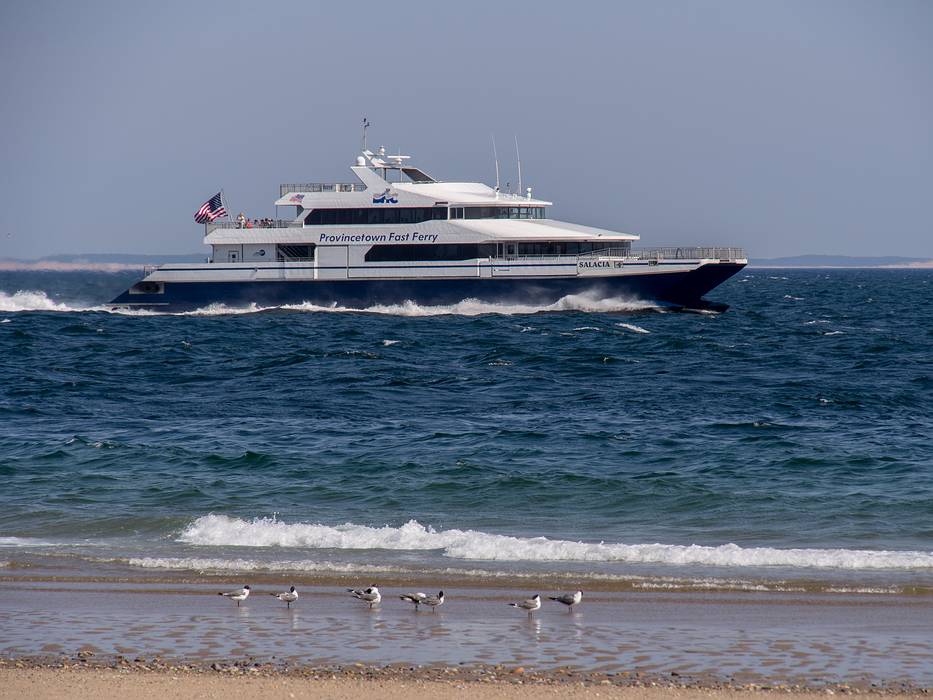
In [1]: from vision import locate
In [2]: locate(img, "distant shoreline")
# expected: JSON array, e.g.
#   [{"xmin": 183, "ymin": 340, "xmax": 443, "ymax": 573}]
[
  {"xmin": 0, "ymin": 261, "xmax": 147, "ymax": 272},
  {"xmin": 749, "ymin": 263, "xmax": 933, "ymax": 269}
]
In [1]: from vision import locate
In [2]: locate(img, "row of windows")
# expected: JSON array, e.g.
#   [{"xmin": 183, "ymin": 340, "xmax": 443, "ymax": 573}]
[
  {"xmin": 362, "ymin": 241, "xmax": 623, "ymax": 261},
  {"xmin": 303, "ymin": 206, "xmax": 547, "ymax": 225},
  {"xmin": 272, "ymin": 241, "xmax": 622, "ymax": 262},
  {"xmin": 452, "ymin": 206, "xmax": 546, "ymax": 220},
  {"xmin": 364, "ymin": 243, "xmax": 498, "ymax": 262},
  {"xmin": 304, "ymin": 207, "xmax": 448, "ymax": 225}
]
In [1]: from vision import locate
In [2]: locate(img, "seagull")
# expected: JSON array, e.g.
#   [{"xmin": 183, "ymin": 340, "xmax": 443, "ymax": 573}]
[
  {"xmin": 421, "ymin": 590, "xmax": 445, "ymax": 613},
  {"xmin": 399, "ymin": 591, "xmax": 428, "ymax": 610},
  {"xmin": 347, "ymin": 585, "xmax": 381, "ymax": 608},
  {"xmin": 548, "ymin": 590, "xmax": 583, "ymax": 612},
  {"xmin": 509, "ymin": 593, "xmax": 541, "ymax": 617},
  {"xmin": 218, "ymin": 585, "xmax": 250, "ymax": 607},
  {"xmin": 271, "ymin": 586, "xmax": 299, "ymax": 608}
]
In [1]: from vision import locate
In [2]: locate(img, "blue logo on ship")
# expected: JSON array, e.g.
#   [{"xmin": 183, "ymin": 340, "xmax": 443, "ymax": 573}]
[{"xmin": 372, "ymin": 188, "xmax": 398, "ymax": 205}]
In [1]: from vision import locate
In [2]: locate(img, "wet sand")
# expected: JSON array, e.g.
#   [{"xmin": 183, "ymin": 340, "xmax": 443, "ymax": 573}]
[{"xmin": 1, "ymin": 577, "xmax": 931, "ymax": 689}]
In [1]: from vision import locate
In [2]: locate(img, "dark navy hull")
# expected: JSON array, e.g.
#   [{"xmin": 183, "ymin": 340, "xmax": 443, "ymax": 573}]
[{"xmin": 111, "ymin": 263, "xmax": 745, "ymax": 312}]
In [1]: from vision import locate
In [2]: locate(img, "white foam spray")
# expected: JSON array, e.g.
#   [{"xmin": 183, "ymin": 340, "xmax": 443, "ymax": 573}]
[{"xmin": 1, "ymin": 290, "xmax": 662, "ymax": 317}]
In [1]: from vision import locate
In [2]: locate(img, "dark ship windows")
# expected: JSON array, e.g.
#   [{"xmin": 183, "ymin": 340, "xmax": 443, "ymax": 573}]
[
  {"xmin": 364, "ymin": 244, "xmax": 498, "ymax": 262},
  {"xmin": 276, "ymin": 244, "xmax": 315, "ymax": 261},
  {"xmin": 304, "ymin": 207, "xmax": 447, "ymax": 226},
  {"xmin": 462, "ymin": 207, "xmax": 546, "ymax": 220}
]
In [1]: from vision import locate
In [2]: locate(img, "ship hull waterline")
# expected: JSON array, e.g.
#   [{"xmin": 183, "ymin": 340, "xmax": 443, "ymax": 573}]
[{"xmin": 111, "ymin": 263, "xmax": 746, "ymax": 313}]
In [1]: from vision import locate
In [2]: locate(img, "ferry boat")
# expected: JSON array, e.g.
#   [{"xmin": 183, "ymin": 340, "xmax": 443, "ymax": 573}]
[{"xmin": 112, "ymin": 146, "xmax": 746, "ymax": 312}]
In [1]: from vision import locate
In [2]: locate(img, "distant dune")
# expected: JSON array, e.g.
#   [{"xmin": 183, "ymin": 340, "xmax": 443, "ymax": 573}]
[
  {"xmin": 0, "ymin": 253, "xmax": 204, "ymax": 272},
  {"xmin": 751, "ymin": 254, "xmax": 933, "ymax": 268}
]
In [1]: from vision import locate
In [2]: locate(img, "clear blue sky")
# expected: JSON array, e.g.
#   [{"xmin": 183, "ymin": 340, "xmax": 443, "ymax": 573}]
[{"xmin": 1, "ymin": 0, "xmax": 930, "ymax": 259}]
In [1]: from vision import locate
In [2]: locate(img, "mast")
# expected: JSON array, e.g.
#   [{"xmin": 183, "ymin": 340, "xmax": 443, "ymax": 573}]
[
  {"xmin": 515, "ymin": 135, "xmax": 523, "ymax": 197},
  {"xmin": 361, "ymin": 117, "xmax": 371, "ymax": 152},
  {"xmin": 492, "ymin": 135, "xmax": 500, "ymax": 195}
]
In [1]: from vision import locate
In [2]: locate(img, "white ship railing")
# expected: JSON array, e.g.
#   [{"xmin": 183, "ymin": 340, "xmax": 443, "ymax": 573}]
[
  {"xmin": 629, "ymin": 247, "xmax": 745, "ymax": 261},
  {"xmin": 279, "ymin": 183, "xmax": 367, "ymax": 196},
  {"xmin": 495, "ymin": 247, "xmax": 746, "ymax": 262},
  {"xmin": 206, "ymin": 220, "xmax": 303, "ymax": 232}
]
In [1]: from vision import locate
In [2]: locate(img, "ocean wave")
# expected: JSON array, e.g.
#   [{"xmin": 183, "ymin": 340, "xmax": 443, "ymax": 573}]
[
  {"xmin": 178, "ymin": 515, "xmax": 933, "ymax": 570},
  {"xmin": 615, "ymin": 322, "xmax": 650, "ymax": 334},
  {"xmin": 126, "ymin": 557, "xmax": 409, "ymax": 575},
  {"xmin": 0, "ymin": 536, "xmax": 59, "ymax": 547}
]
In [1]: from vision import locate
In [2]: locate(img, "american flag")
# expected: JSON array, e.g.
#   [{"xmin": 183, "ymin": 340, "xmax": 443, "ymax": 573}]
[{"xmin": 194, "ymin": 192, "xmax": 227, "ymax": 223}]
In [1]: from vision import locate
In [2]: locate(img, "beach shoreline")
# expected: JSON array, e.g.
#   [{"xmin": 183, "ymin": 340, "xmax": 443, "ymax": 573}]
[
  {"xmin": 2, "ymin": 576, "xmax": 931, "ymax": 690},
  {"xmin": 1, "ymin": 659, "xmax": 929, "ymax": 698}
]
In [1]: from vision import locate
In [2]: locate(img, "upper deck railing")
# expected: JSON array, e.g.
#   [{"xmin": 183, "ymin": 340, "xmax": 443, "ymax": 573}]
[
  {"xmin": 206, "ymin": 220, "xmax": 303, "ymax": 232},
  {"xmin": 629, "ymin": 247, "xmax": 746, "ymax": 261},
  {"xmin": 500, "ymin": 247, "xmax": 746, "ymax": 262},
  {"xmin": 279, "ymin": 183, "xmax": 367, "ymax": 196}
]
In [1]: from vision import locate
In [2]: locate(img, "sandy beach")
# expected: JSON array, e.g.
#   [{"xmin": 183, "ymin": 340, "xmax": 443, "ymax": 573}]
[{"xmin": 1, "ymin": 665, "xmax": 929, "ymax": 700}]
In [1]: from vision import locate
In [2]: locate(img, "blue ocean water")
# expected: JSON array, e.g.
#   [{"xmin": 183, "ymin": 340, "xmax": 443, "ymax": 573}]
[{"xmin": 1, "ymin": 269, "xmax": 931, "ymax": 589}]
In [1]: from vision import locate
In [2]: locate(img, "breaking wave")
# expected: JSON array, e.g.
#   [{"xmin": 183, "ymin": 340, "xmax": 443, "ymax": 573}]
[
  {"xmin": 178, "ymin": 515, "xmax": 933, "ymax": 571},
  {"xmin": 115, "ymin": 555, "xmax": 913, "ymax": 594},
  {"xmin": 126, "ymin": 556, "xmax": 409, "ymax": 575}
]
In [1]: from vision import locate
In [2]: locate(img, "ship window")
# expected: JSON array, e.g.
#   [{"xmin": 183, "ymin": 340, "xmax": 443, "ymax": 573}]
[
  {"xmin": 304, "ymin": 207, "xmax": 446, "ymax": 225},
  {"xmin": 508, "ymin": 241, "xmax": 625, "ymax": 256},
  {"xmin": 364, "ymin": 243, "xmax": 497, "ymax": 262},
  {"xmin": 462, "ymin": 206, "xmax": 545, "ymax": 219},
  {"xmin": 449, "ymin": 207, "xmax": 464, "ymax": 219},
  {"xmin": 276, "ymin": 244, "xmax": 315, "ymax": 261}
]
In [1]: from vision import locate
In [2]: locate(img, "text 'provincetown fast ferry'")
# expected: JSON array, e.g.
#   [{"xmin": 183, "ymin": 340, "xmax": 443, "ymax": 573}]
[{"xmin": 112, "ymin": 146, "xmax": 746, "ymax": 311}]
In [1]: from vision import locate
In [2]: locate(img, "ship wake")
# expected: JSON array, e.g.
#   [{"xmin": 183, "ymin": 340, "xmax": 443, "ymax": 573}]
[{"xmin": 1, "ymin": 290, "xmax": 666, "ymax": 317}]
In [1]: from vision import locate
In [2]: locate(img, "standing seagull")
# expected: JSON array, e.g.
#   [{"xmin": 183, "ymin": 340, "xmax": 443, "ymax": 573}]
[
  {"xmin": 399, "ymin": 591, "xmax": 427, "ymax": 610},
  {"xmin": 508, "ymin": 594, "xmax": 541, "ymax": 618},
  {"xmin": 347, "ymin": 585, "xmax": 381, "ymax": 608},
  {"xmin": 421, "ymin": 591, "xmax": 445, "ymax": 613},
  {"xmin": 548, "ymin": 590, "xmax": 583, "ymax": 612},
  {"xmin": 271, "ymin": 586, "xmax": 299, "ymax": 608},
  {"xmin": 218, "ymin": 585, "xmax": 250, "ymax": 607}
]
